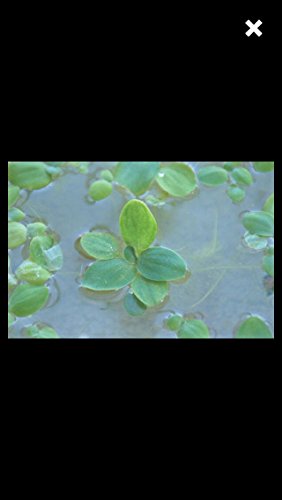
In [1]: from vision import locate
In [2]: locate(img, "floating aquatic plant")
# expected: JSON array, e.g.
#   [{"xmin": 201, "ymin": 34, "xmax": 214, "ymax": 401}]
[
  {"xmin": 23, "ymin": 323, "xmax": 60, "ymax": 339},
  {"xmin": 8, "ymin": 284, "xmax": 49, "ymax": 317},
  {"xmin": 234, "ymin": 315, "xmax": 273, "ymax": 339},
  {"xmin": 78, "ymin": 199, "xmax": 189, "ymax": 315},
  {"xmin": 166, "ymin": 313, "xmax": 210, "ymax": 338}
]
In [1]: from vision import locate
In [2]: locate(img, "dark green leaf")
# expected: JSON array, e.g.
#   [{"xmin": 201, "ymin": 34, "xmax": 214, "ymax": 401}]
[
  {"xmin": 115, "ymin": 162, "xmax": 160, "ymax": 195},
  {"xmin": 123, "ymin": 292, "xmax": 147, "ymax": 316},
  {"xmin": 124, "ymin": 246, "xmax": 137, "ymax": 264},
  {"xmin": 131, "ymin": 275, "xmax": 169, "ymax": 307},
  {"xmin": 137, "ymin": 246, "xmax": 187, "ymax": 281},
  {"xmin": 81, "ymin": 258, "xmax": 137, "ymax": 291}
]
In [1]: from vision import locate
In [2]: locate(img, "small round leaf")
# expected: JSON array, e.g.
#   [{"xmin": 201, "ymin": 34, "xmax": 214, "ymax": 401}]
[
  {"xmin": 88, "ymin": 180, "xmax": 113, "ymax": 201},
  {"xmin": 198, "ymin": 166, "xmax": 228, "ymax": 186},
  {"xmin": 178, "ymin": 319, "xmax": 210, "ymax": 338},
  {"xmin": 8, "ymin": 222, "xmax": 27, "ymax": 249},
  {"xmin": 234, "ymin": 316, "xmax": 273, "ymax": 339},
  {"xmin": 15, "ymin": 260, "xmax": 51, "ymax": 285},
  {"xmin": 100, "ymin": 169, "xmax": 114, "ymax": 182},
  {"xmin": 231, "ymin": 167, "xmax": 253, "ymax": 186},
  {"xmin": 24, "ymin": 324, "xmax": 59, "ymax": 338},
  {"xmin": 156, "ymin": 163, "xmax": 197, "ymax": 197},
  {"xmin": 8, "ymin": 162, "xmax": 52, "ymax": 190},
  {"xmin": 242, "ymin": 211, "xmax": 274, "ymax": 237},
  {"xmin": 166, "ymin": 314, "xmax": 184, "ymax": 331},
  {"xmin": 123, "ymin": 293, "xmax": 147, "ymax": 316},
  {"xmin": 227, "ymin": 185, "xmax": 246, "ymax": 203}
]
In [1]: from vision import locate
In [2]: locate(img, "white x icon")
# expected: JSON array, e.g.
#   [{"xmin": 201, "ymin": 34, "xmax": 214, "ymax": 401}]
[{"xmin": 245, "ymin": 19, "xmax": 262, "ymax": 37}]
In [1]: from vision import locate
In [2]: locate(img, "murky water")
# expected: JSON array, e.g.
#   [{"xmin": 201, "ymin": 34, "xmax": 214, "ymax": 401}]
[{"xmin": 9, "ymin": 162, "xmax": 274, "ymax": 338}]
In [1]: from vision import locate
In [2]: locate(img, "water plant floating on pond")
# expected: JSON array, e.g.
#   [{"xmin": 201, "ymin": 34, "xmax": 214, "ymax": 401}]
[
  {"xmin": 166, "ymin": 313, "xmax": 211, "ymax": 339},
  {"xmin": 78, "ymin": 199, "xmax": 190, "ymax": 315}
]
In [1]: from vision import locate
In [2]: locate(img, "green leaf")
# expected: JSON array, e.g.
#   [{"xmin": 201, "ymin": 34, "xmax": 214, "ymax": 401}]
[
  {"xmin": 123, "ymin": 292, "xmax": 147, "ymax": 316},
  {"xmin": 178, "ymin": 319, "xmax": 210, "ymax": 338},
  {"xmin": 234, "ymin": 316, "xmax": 273, "ymax": 338},
  {"xmin": 119, "ymin": 200, "xmax": 157, "ymax": 255},
  {"xmin": 8, "ymin": 207, "xmax": 25, "ymax": 221},
  {"xmin": 253, "ymin": 162, "xmax": 274, "ymax": 172},
  {"xmin": 198, "ymin": 166, "xmax": 229, "ymax": 186},
  {"xmin": 88, "ymin": 180, "xmax": 113, "ymax": 201},
  {"xmin": 231, "ymin": 167, "xmax": 253, "ymax": 186},
  {"xmin": 223, "ymin": 162, "xmax": 244, "ymax": 171},
  {"xmin": 137, "ymin": 246, "xmax": 187, "ymax": 281},
  {"xmin": 81, "ymin": 258, "xmax": 137, "ymax": 291},
  {"xmin": 262, "ymin": 252, "xmax": 274, "ymax": 277},
  {"xmin": 124, "ymin": 246, "xmax": 137, "ymax": 264},
  {"xmin": 80, "ymin": 232, "xmax": 121, "ymax": 260},
  {"xmin": 263, "ymin": 193, "xmax": 274, "ymax": 216},
  {"xmin": 145, "ymin": 195, "xmax": 166, "ymax": 207},
  {"xmin": 8, "ymin": 312, "xmax": 16, "ymax": 328},
  {"xmin": 27, "ymin": 222, "xmax": 48, "ymax": 238},
  {"xmin": 242, "ymin": 211, "xmax": 274, "ymax": 237},
  {"xmin": 44, "ymin": 165, "xmax": 63, "ymax": 179},
  {"xmin": 24, "ymin": 324, "xmax": 59, "ymax": 338},
  {"xmin": 9, "ymin": 284, "xmax": 49, "ymax": 317},
  {"xmin": 8, "ymin": 222, "xmax": 27, "ymax": 249},
  {"xmin": 8, "ymin": 162, "xmax": 52, "ymax": 190},
  {"xmin": 156, "ymin": 163, "xmax": 197, "ymax": 197},
  {"xmin": 131, "ymin": 275, "xmax": 169, "ymax": 307},
  {"xmin": 99, "ymin": 169, "xmax": 114, "ymax": 182},
  {"xmin": 8, "ymin": 184, "xmax": 20, "ymax": 208},
  {"xmin": 43, "ymin": 244, "xmax": 64, "ymax": 271},
  {"xmin": 227, "ymin": 185, "xmax": 246, "ymax": 203},
  {"xmin": 115, "ymin": 162, "xmax": 160, "ymax": 195},
  {"xmin": 29, "ymin": 235, "xmax": 54, "ymax": 268},
  {"xmin": 243, "ymin": 232, "xmax": 268, "ymax": 250},
  {"xmin": 166, "ymin": 314, "xmax": 184, "ymax": 331},
  {"xmin": 15, "ymin": 260, "xmax": 51, "ymax": 285},
  {"xmin": 8, "ymin": 273, "xmax": 18, "ymax": 289}
]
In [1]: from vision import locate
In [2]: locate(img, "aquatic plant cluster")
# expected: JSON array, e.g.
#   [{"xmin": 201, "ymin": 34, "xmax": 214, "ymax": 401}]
[{"xmin": 8, "ymin": 161, "xmax": 274, "ymax": 339}]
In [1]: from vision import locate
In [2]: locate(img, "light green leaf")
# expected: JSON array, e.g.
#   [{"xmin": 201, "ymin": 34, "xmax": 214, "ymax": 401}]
[
  {"xmin": 8, "ymin": 184, "xmax": 20, "ymax": 208},
  {"xmin": 80, "ymin": 232, "xmax": 121, "ymax": 260},
  {"xmin": 243, "ymin": 232, "xmax": 268, "ymax": 250},
  {"xmin": 8, "ymin": 222, "xmax": 27, "ymax": 249},
  {"xmin": 262, "ymin": 251, "xmax": 274, "ymax": 277},
  {"xmin": 156, "ymin": 163, "xmax": 197, "ymax": 197},
  {"xmin": 137, "ymin": 246, "xmax": 187, "ymax": 282},
  {"xmin": 27, "ymin": 222, "xmax": 48, "ymax": 238},
  {"xmin": 253, "ymin": 162, "xmax": 274, "ymax": 172},
  {"xmin": 234, "ymin": 316, "xmax": 273, "ymax": 338},
  {"xmin": 198, "ymin": 166, "xmax": 229, "ymax": 186},
  {"xmin": 231, "ymin": 167, "xmax": 253, "ymax": 186},
  {"xmin": 100, "ymin": 169, "xmax": 114, "ymax": 182},
  {"xmin": 43, "ymin": 244, "xmax": 64, "ymax": 271},
  {"xmin": 81, "ymin": 258, "xmax": 137, "ymax": 291},
  {"xmin": 227, "ymin": 185, "xmax": 246, "ymax": 203},
  {"xmin": 88, "ymin": 180, "xmax": 113, "ymax": 201},
  {"xmin": 15, "ymin": 260, "xmax": 51, "ymax": 285},
  {"xmin": 8, "ymin": 207, "xmax": 25, "ymax": 221},
  {"xmin": 8, "ymin": 312, "xmax": 16, "ymax": 328},
  {"xmin": 123, "ymin": 292, "xmax": 147, "ymax": 316},
  {"xmin": 178, "ymin": 319, "xmax": 210, "ymax": 338},
  {"xmin": 131, "ymin": 275, "xmax": 169, "ymax": 307},
  {"xmin": 124, "ymin": 246, "xmax": 137, "ymax": 264},
  {"xmin": 115, "ymin": 162, "xmax": 160, "ymax": 195},
  {"xmin": 145, "ymin": 195, "xmax": 166, "ymax": 207},
  {"xmin": 29, "ymin": 235, "xmax": 54, "ymax": 268},
  {"xmin": 24, "ymin": 324, "xmax": 59, "ymax": 338},
  {"xmin": 8, "ymin": 162, "xmax": 52, "ymax": 190},
  {"xmin": 223, "ymin": 162, "xmax": 244, "ymax": 171},
  {"xmin": 119, "ymin": 200, "xmax": 157, "ymax": 255},
  {"xmin": 8, "ymin": 273, "xmax": 18, "ymax": 289},
  {"xmin": 263, "ymin": 193, "xmax": 274, "ymax": 216},
  {"xmin": 44, "ymin": 165, "xmax": 63, "ymax": 179},
  {"xmin": 166, "ymin": 314, "xmax": 184, "ymax": 331},
  {"xmin": 242, "ymin": 211, "xmax": 274, "ymax": 237},
  {"xmin": 9, "ymin": 284, "xmax": 49, "ymax": 317}
]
